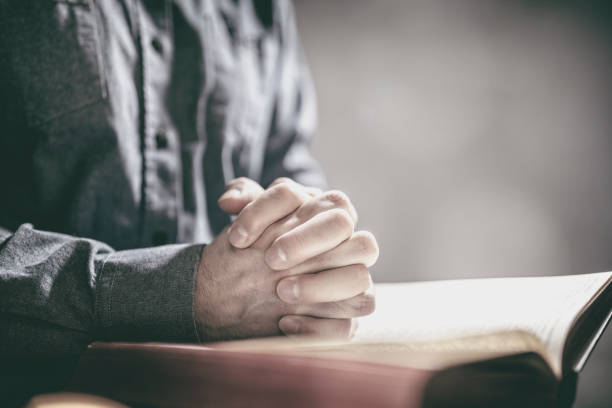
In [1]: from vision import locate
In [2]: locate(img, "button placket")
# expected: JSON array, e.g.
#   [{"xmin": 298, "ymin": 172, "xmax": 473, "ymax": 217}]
[{"xmin": 138, "ymin": 2, "xmax": 180, "ymax": 246}]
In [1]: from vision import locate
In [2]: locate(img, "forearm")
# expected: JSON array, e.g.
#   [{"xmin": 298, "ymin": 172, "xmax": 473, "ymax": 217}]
[
  {"xmin": 0, "ymin": 224, "xmax": 204, "ymax": 404},
  {"xmin": 0, "ymin": 224, "xmax": 202, "ymax": 358}
]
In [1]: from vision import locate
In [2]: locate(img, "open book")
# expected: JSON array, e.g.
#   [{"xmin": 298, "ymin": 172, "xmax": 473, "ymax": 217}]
[{"xmin": 68, "ymin": 272, "xmax": 612, "ymax": 408}]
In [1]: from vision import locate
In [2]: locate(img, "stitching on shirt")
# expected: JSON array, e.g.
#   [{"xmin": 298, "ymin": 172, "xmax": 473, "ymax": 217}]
[{"xmin": 95, "ymin": 251, "xmax": 117, "ymax": 333}]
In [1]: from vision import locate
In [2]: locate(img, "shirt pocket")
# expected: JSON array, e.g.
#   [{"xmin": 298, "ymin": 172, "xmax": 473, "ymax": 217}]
[{"xmin": 2, "ymin": 0, "xmax": 106, "ymax": 125}]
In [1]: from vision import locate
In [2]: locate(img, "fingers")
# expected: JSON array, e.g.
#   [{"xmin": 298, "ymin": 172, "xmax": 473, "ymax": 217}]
[
  {"xmin": 254, "ymin": 189, "xmax": 358, "ymax": 251},
  {"xmin": 265, "ymin": 208, "xmax": 355, "ymax": 270},
  {"xmin": 276, "ymin": 264, "xmax": 372, "ymax": 304},
  {"xmin": 295, "ymin": 291, "xmax": 376, "ymax": 319},
  {"xmin": 218, "ymin": 177, "xmax": 265, "ymax": 214},
  {"xmin": 228, "ymin": 181, "xmax": 311, "ymax": 248},
  {"xmin": 249, "ymin": 186, "xmax": 359, "ymax": 251},
  {"xmin": 269, "ymin": 177, "xmax": 323, "ymax": 197},
  {"xmin": 288, "ymin": 231, "xmax": 379, "ymax": 275},
  {"xmin": 278, "ymin": 316, "xmax": 359, "ymax": 339},
  {"xmin": 295, "ymin": 190, "xmax": 358, "ymax": 224}
]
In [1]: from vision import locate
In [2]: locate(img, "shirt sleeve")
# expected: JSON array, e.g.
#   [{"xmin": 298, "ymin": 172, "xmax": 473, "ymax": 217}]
[
  {"xmin": 0, "ymin": 223, "xmax": 203, "ymax": 360},
  {"xmin": 260, "ymin": 1, "xmax": 327, "ymax": 190}
]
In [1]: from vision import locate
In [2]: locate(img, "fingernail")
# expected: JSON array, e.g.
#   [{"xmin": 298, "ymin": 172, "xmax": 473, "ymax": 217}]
[
  {"xmin": 279, "ymin": 316, "xmax": 301, "ymax": 335},
  {"xmin": 229, "ymin": 225, "xmax": 248, "ymax": 247},
  {"xmin": 265, "ymin": 246, "xmax": 287, "ymax": 269},
  {"xmin": 277, "ymin": 277, "xmax": 300, "ymax": 303}
]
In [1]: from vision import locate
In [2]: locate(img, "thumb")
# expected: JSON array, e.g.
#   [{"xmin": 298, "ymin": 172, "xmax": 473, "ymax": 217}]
[{"xmin": 218, "ymin": 177, "xmax": 264, "ymax": 214}]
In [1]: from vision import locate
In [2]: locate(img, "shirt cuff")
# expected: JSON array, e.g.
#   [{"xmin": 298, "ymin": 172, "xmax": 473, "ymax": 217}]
[{"xmin": 94, "ymin": 243, "xmax": 204, "ymax": 342}]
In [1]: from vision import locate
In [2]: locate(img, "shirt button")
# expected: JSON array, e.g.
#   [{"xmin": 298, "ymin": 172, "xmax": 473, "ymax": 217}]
[
  {"xmin": 155, "ymin": 131, "xmax": 168, "ymax": 149},
  {"xmin": 151, "ymin": 37, "xmax": 164, "ymax": 55},
  {"xmin": 152, "ymin": 230, "xmax": 168, "ymax": 246}
]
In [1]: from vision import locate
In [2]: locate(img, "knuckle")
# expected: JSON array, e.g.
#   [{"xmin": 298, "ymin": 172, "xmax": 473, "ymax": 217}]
[
  {"xmin": 270, "ymin": 182, "xmax": 300, "ymax": 203},
  {"xmin": 271, "ymin": 177, "xmax": 293, "ymax": 186},
  {"xmin": 231, "ymin": 177, "xmax": 251, "ymax": 187},
  {"xmin": 354, "ymin": 231, "xmax": 379, "ymax": 265},
  {"xmin": 323, "ymin": 190, "xmax": 351, "ymax": 210},
  {"xmin": 270, "ymin": 182, "xmax": 290, "ymax": 197},
  {"xmin": 322, "ymin": 190, "xmax": 357, "ymax": 222},
  {"xmin": 328, "ymin": 208, "xmax": 354, "ymax": 233},
  {"xmin": 353, "ymin": 231, "xmax": 376, "ymax": 252},
  {"xmin": 355, "ymin": 293, "xmax": 376, "ymax": 316}
]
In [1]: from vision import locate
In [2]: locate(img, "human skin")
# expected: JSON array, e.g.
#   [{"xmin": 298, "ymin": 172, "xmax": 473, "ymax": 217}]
[{"xmin": 194, "ymin": 178, "xmax": 378, "ymax": 341}]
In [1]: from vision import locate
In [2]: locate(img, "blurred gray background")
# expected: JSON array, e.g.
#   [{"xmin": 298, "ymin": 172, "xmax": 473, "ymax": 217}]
[{"xmin": 294, "ymin": 1, "xmax": 612, "ymax": 407}]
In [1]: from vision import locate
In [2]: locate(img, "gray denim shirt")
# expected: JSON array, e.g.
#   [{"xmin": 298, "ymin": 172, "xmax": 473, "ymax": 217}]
[{"xmin": 0, "ymin": 0, "xmax": 324, "ymax": 400}]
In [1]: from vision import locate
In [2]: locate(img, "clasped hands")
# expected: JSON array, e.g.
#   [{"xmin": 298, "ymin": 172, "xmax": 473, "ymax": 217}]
[{"xmin": 194, "ymin": 177, "xmax": 378, "ymax": 341}]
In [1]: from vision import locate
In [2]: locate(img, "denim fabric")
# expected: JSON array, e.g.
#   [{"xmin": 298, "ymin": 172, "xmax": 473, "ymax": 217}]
[{"xmin": 0, "ymin": 0, "xmax": 324, "ymax": 402}]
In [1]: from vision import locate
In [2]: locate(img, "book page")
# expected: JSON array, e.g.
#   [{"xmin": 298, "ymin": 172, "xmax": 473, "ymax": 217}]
[{"xmin": 353, "ymin": 272, "xmax": 612, "ymax": 378}]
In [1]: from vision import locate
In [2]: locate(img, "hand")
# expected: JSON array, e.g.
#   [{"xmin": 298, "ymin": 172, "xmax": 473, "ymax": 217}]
[
  {"xmin": 194, "ymin": 178, "xmax": 378, "ymax": 341},
  {"xmin": 218, "ymin": 177, "xmax": 356, "ymax": 251},
  {"xmin": 217, "ymin": 177, "xmax": 324, "ymax": 227}
]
